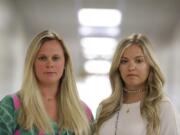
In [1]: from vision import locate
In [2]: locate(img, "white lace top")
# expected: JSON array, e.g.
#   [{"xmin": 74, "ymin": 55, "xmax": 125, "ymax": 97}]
[{"xmin": 98, "ymin": 97, "xmax": 180, "ymax": 135}]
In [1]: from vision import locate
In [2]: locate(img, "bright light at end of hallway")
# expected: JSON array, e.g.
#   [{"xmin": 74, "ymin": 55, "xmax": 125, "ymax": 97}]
[
  {"xmin": 77, "ymin": 75, "xmax": 111, "ymax": 116},
  {"xmin": 84, "ymin": 60, "xmax": 111, "ymax": 74},
  {"xmin": 81, "ymin": 37, "xmax": 117, "ymax": 59}
]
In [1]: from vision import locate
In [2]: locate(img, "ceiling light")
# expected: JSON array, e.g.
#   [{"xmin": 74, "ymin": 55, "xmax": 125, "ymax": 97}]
[
  {"xmin": 78, "ymin": 8, "xmax": 122, "ymax": 27},
  {"xmin": 79, "ymin": 27, "xmax": 120, "ymax": 37}
]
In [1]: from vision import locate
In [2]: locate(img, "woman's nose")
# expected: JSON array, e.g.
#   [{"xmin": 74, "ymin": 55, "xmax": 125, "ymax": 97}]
[
  {"xmin": 128, "ymin": 62, "xmax": 135, "ymax": 71},
  {"xmin": 46, "ymin": 59, "xmax": 53, "ymax": 68}
]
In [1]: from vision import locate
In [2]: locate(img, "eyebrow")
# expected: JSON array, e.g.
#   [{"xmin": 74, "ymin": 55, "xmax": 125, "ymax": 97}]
[
  {"xmin": 37, "ymin": 53, "xmax": 61, "ymax": 56},
  {"xmin": 121, "ymin": 56, "xmax": 145, "ymax": 59}
]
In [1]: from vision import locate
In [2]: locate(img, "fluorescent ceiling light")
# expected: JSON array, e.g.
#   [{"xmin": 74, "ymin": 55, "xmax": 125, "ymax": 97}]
[
  {"xmin": 79, "ymin": 27, "xmax": 120, "ymax": 37},
  {"xmin": 84, "ymin": 60, "xmax": 111, "ymax": 74},
  {"xmin": 81, "ymin": 37, "xmax": 117, "ymax": 59},
  {"xmin": 78, "ymin": 8, "xmax": 122, "ymax": 27}
]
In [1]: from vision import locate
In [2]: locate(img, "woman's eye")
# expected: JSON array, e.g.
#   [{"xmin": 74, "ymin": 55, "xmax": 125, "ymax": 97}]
[
  {"xmin": 52, "ymin": 56, "xmax": 60, "ymax": 61},
  {"xmin": 38, "ymin": 56, "xmax": 47, "ymax": 61},
  {"xmin": 136, "ymin": 59, "xmax": 144, "ymax": 63},
  {"xmin": 120, "ymin": 59, "xmax": 128, "ymax": 64}
]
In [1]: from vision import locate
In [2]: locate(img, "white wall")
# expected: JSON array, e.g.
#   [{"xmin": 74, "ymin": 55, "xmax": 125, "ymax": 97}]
[
  {"xmin": 168, "ymin": 19, "xmax": 180, "ymax": 110},
  {"xmin": 0, "ymin": 0, "xmax": 26, "ymax": 99}
]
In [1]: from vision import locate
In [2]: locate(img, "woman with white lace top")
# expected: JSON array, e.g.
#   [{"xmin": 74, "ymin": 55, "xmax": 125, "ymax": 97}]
[{"xmin": 94, "ymin": 33, "xmax": 180, "ymax": 135}]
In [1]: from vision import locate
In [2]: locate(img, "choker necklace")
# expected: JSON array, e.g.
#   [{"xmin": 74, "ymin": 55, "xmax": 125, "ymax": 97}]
[{"xmin": 123, "ymin": 88, "xmax": 144, "ymax": 93}]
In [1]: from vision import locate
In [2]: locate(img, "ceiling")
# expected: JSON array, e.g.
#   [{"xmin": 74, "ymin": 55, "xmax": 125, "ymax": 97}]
[{"xmin": 11, "ymin": 0, "xmax": 180, "ymax": 77}]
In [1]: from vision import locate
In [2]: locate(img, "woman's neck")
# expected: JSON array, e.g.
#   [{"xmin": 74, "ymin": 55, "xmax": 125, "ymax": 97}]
[
  {"xmin": 39, "ymin": 83, "xmax": 59, "ymax": 100},
  {"xmin": 123, "ymin": 91, "xmax": 145, "ymax": 103},
  {"xmin": 38, "ymin": 83, "xmax": 59, "ymax": 122},
  {"xmin": 123, "ymin": 86, "xmax": 145, "ymax": 103}
]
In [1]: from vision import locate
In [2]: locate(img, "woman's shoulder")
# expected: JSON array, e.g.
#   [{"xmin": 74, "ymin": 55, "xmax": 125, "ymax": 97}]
[
  {"xmin": 0, "ymin": 95, "xmax": 14, "ymax": 108},
  {"xmin": 159, "ymin": 96, "xmax": 179, "ymax": 118},
  {"xmin": 0, "ymin": 94, "xmax": 19, "ymax": 134},
  {"xmin": 160, "ymin": 96, "xmax": 176, "ymax": 108},
  {"xmin": 159, "ymin": 97, "xmax": 180, "ymax": 134},
  {"xmin": 0, "ymin": 93, "xmax": 21, "ymax": 116},
  {"xmin": 81, "ymin": 101, "xmax": 94, "ymax": 121}
]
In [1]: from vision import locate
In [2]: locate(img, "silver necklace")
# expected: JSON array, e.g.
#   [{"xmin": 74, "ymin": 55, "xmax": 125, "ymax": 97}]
[{"xmin": 114, "ymin": 111, "xmax": 120, "ymax": 135}]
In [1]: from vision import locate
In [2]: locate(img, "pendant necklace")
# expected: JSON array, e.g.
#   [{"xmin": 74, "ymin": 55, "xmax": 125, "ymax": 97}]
[
  {"xmin": 114, "ymin": 106, "xmax": 130, "ymax": 135},
  {"xmin": 114, "ymin": 111, "xmax": 120, "ymax": 135},
  {"xmin": 126, "ymin": 108, "xmax": 130, "ymax": 113},
  {"xmin": 123, "ymin": 88, "xmax": 144, "ymax": 113}
]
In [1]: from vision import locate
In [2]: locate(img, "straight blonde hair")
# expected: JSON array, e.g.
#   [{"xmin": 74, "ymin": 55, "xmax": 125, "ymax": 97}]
[
  {"xmin": 17, "ymin": 30, "xmax": 91, "ymax": 135},
  {"xmin": 95, "ymin": 34, "xmax": 165, "ymax": 135}
]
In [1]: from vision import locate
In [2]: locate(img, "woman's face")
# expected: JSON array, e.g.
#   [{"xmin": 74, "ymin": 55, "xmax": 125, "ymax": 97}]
[
  {"xmin": 119, "ymin": 45, "xmax": 150, "ymax": 90},
  {"xmin": 34, "ymin": 40, "xmax": 65, "ymax": 86}
]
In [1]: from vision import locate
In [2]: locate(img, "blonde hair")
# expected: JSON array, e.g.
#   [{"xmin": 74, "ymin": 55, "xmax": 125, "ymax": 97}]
[
  {"xmin": 95, "ymin": 34, "xmax": 165, "ymax": 135},
  {"xmin": 17, "ymin": 30, "xmax": 91, "ymax": 135}
]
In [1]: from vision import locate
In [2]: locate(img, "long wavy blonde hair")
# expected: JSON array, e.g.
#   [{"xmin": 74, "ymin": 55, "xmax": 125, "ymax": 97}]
[
  {"xmin": 17, "ymin": 30, "xmax": 91, "ymax": 135},
  {"xmin": 95, "ymin": 34, "xmax": 165, "ymax": 135}
]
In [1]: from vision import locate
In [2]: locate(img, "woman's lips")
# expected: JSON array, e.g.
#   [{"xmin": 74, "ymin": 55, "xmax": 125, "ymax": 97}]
[
  {"xmin": 127, "ymin": 74, "xmax": 138, "ymax": 77},
  {"xmin": 44, "ymin": 72, "xmax": 56, "ymax": 74}
]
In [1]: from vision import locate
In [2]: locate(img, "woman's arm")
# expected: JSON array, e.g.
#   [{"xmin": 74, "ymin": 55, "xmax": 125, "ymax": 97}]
[
  {"xmin": 0, "ymin": 95, "xmax": 17, "ymax": 135},
  {"xmin": 160, "ymin": 98, "xmax": 180, "ymax": 135}
]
